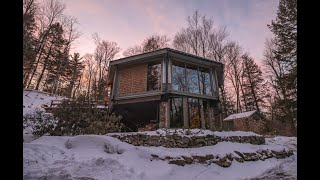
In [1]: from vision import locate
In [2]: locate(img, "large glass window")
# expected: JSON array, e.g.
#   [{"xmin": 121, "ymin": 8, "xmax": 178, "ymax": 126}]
[
  {"xmin": 188, "ymin": 98, "xmax": 201, "ymax": 128},
  {"xmin": 172, "ymin": 62, "xmax": 186, "ymax": 91},
  {"xmin": 147, "ymin": 63, "xmax": 161, "ymax": 91},
  {"xmin": 199, "ymin": 68, "xmax": 212, "ymax": 96},
  {"xmin": 170, "ymin": 97, "xmax": 183, "ymax": 128},
  {"xmin": 172, "ymin": 61, "xmax": 214, "ymax": 96},
  {"xmin": 186, "ymin": 65, "xmax": 200, "ymax": 94}
]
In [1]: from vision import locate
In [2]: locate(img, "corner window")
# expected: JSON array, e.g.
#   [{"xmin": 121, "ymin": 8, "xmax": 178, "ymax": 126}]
[{"xmin": 171, "ymin": 60, "xmax": 214, "ymax": 96}]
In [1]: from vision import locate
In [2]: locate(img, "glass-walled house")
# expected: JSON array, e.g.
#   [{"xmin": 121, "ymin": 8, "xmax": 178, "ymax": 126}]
[{"xmin": 106, "ymin": 48, "xmax": 224, "ymax": 131}]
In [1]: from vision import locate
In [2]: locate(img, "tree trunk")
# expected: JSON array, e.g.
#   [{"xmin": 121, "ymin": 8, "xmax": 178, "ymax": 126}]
[
  {"xmin": 26, "ymin": 28, "xmax": 53, "ymax": 88},
  {"xmin": 86, "ymin": 74, "xmax": 91, "ymax": 101},
  {"xmin": 240, "ymin": 76, "xmax": 248, "ymax": 112},
  {"xmin": 35, "ymin": 45, "xmax": 53, "ymax": 90},
  {"xmin": 35, "ymin": 62, "xmax": 47, "ymax": 90}
]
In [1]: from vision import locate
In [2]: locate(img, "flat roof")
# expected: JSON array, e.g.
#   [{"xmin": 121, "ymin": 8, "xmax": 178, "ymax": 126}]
[{"xmin": 110, "ymin": 48, "xmax": 223, "ymax": 66}]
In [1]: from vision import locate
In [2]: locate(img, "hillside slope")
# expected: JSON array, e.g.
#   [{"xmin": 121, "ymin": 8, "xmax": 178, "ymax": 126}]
[
  {"xmin": 23, "ymin": 89, "xmax": 297, "ymax": 180},
  {"xmin": 23, "ymin": 89, "xmax": 65, "ymax": 115}
]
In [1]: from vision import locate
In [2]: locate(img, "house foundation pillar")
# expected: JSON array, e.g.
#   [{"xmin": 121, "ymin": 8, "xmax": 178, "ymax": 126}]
[
  {"xmin": 159, "ymin": 101, "xmax": 170, "ymax": 128},
  {"xmin": 208, "ymin": 105, "xmax": 215, "ymax": 130}
]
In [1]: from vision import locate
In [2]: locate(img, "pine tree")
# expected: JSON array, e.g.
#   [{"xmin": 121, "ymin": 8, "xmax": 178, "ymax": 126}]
[
  {"xmin": 66, "ymin": 53, "xmax": 85, "ymax": 98},
  {"xmin": 23, "ymin": 0, "xmax": 38, "ymax": 87},
  {"xmin": 264, "ymin": 0, "xmax": 297, "ymax": 135},
  {"xmin": 241, "ymin": 54, "xmax": 266, "ymax": 112},
  {"xmin": 35, "ymin": 22, "xmax": 66, "ymax": 91}
]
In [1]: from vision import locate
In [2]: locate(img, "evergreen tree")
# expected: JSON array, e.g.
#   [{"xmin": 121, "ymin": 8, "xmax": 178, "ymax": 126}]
[
  {"xmin": 66, "ymin": 53, "xmax": 85, "ymax": 98},
  {"xmin": 35, "ymin": 22, "xmax": 65, "ymax": 91},
  {"xmin": 241, "ymin": 54, "xmax": 266, "ymax": 112},
  {"xmin": 264, "ymin": 0, "xmax": 297, "ymax": 135},
  {"xmin": 23, "ymin": 0, "xmax": 38, "ymax": 86}
]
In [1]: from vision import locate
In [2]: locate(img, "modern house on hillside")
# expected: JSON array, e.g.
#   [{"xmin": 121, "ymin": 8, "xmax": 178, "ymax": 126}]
[{"xmin": 105, "ymin": 48, "xmax": 224, "ymax": 131}]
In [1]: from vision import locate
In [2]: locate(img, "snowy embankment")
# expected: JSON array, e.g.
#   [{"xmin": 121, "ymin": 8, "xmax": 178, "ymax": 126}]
[
  {"xmin": 23, "ymin": 89, "xmax": 65, "ymax": 116},
  {"xmin": 23, "ymin": 89, "xmax": 65, "ymax": 137},
  {"xmin": 23, "ymin": 89, "xmax": 297, "ymax": 180},
  {"xmin": 109, "ymin": 128, "xmax": 261, "ymax": 137},
  {"xmin": 23, "ymin": 134, "xmax": 297, "ymax": 180}
]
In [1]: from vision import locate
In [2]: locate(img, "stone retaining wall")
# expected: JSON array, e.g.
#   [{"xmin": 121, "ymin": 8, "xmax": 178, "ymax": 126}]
[
  {"xmin": 151, "ymin": 149, "xmax": 294, "ymax": 167},
  {"xmin": 110, "ymin": 134, "xmax": 265, "ymax": 148}
]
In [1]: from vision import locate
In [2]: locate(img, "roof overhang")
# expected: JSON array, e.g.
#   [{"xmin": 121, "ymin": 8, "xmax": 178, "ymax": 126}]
[
  {"xmin": 108, "ymin": 48, "xmax": 224, "ymax": 86},
  {"xmin": 110, "ymin": 48, "xmax": 223, "ymax": 67}
]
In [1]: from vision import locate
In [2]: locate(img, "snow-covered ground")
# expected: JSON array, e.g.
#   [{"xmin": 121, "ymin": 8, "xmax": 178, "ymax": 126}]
[
  {"xmin": 23, "ymin": 134, "xmax": 297, "ymax": 180},
  {"xmin": 23, "ymin": 89, "xmax": 65, "ymax": 116},
  {"xmin": 23, "ymin": 89, "xmax": 297, "ymax": 180}
]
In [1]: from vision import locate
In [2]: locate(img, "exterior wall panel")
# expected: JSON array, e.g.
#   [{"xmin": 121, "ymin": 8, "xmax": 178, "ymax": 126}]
[{"xmin": 118, "ymin": 64, "xmax": 148, "ymax": 96}]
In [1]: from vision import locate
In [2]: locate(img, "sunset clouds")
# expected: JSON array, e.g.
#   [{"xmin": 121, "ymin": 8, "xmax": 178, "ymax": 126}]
[{"xmin": 63, "ymin": 0, "xmax": 278, "ymax": 62}]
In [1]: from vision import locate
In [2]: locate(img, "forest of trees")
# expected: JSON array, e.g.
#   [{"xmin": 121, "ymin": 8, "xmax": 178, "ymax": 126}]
[{"xmin": 23, "ymin": 0, "xmax": 296, "ymax": 136}]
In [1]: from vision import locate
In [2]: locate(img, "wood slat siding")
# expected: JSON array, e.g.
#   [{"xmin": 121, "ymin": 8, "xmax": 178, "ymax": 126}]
[{"xmin": 118, "ymin": 63, "xmax": 148, "ymax": 96}]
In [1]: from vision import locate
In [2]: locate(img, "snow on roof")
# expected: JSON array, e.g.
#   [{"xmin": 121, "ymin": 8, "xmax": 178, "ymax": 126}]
[{"xmin": 223, "ymin": 110, "xmax": 258, "ymax": 121}]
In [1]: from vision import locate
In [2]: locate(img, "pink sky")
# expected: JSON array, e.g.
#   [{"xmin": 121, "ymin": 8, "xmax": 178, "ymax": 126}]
[{"xmin": 63, "ymin": 0, "xmax": 279, "ymax": 64}]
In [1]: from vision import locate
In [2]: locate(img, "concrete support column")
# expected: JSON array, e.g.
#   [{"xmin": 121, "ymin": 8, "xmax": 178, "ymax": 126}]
[
  {"xmin": 216, "ymin": 103, "xmax": 223, "ymax": 130},
  {"xmin": 159, "ymin": 101, "xmax": 170, "ymax": 128},
  {"xmin": 208, "ymin": 105, "xmax": 215, "ymax": 130},
  {"xmin": 183, "ymin": 97, "xmax": 189, "ymax": 128},
  {"xmin": 165, "ymin": 101, "xmax": 170, "ymax": 128}
]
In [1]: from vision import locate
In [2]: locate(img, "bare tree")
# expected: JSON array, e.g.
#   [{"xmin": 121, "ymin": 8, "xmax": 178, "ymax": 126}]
[
  {"xmin": 207, "ymin": 26, "xmax": 230, "ymax": 121},
  {"xmin": 92, "ymin": 33, "xmax": 120, "ymax": 101},
  {"xmin": 263, "ymin": 38, "xmax": 296, "ymax": 135},
  {"xmin": 123, "ymin": 34, "xmax": 170, "ymax": 57},
  {"xmin": 82, "ymin": 54, "xmax": 95, "ymax": 100},
  {"xmin": 123, "ymin": 45, "xmax": 143, "ymax": 57},
  {"xmin": 142, "ymin": 34, "xmax": 170, "ymax": 52},
  {"xmin": 225, "ymin": 41, "xmax": 243, "ymax": 113},
  {"xmin": 172, "ymin": 10, "xmax": 236, "ymax": 129},
  {"xmin": 207, "ymin": 26, "xmax": 229, "ymax": 62}
]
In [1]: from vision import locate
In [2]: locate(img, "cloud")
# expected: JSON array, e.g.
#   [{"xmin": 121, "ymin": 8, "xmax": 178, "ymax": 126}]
[
  {"xmin": 64, "ymin": 0, "xmax": 105, "ymax": 16},
  {"xmin": 64, "ymin": 0, "xmax": 279, "ymax": 63}
]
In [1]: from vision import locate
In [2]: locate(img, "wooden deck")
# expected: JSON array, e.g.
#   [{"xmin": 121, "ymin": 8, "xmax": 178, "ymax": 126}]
[{"xmin": 44, "ymin": 99, "xmax": 109, "ymax": 113}]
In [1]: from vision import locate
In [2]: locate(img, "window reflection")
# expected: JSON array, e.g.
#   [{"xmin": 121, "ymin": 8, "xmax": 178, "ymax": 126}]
[
  {"xmin": 170, "ymin": 97, "xmax": 183, "ymax": 128},
  {"xmin": 199, "ymin": 68, "xmax": 212, "ymax": 96},
  {"xmin": 172, "ymin": 62, "xmax": 186, "ymax": 91},
  {"xmin": 186, "ymin": 65, "xmax": 199, "ymax": 94},
  {"xmin": 171, "ymin": 61, "xmax": 214, "ymax": 96},
  {"xmin": 147, "ymin": 63, "xmax": 161, "ymax": 91}
]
